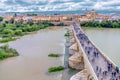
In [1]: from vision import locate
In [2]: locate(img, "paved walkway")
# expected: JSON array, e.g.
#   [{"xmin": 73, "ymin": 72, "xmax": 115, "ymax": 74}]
[{"xmin": 72, "ymin": 23, "xmax": 120, "ymax": 80}]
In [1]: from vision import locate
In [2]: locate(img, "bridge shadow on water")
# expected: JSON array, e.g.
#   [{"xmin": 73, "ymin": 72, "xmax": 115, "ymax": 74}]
[{"xmin": 61, "ymin": 37, "xmax": 80, "ymax": 80}]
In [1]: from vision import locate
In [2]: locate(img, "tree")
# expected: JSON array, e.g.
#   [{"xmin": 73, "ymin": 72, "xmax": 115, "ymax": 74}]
[
  {"xmin": 15, "ymin": 30, "xmax": 22, "ymax": 35},
  {"xmin": 0, "ymin": 17, "xmax": 3, "ymax": 22},
  {"xmin": 27, "ymin": 19, "xmax": 34, "ymax": 26},
  {"xmin": 3, "ymin": 29, "xmax": 14, "ymax": 36},
  {"xmin": 9, "ymin": 18, "xmax": 14, "ymax": 24},
  {"xmin": 112, "ymin": 22, "xmax": 119, "ymax": 28},
  {"xmin": 2, "ymin": 23, "xmax": 6, "ymax": 27},
  {"xmin": 5, "ymin": 21, "xmax": 9, "ymax": 24}
]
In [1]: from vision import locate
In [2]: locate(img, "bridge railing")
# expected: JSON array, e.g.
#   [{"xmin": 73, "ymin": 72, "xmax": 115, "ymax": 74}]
[{"xmin": 72, "ymin": 23, "xmax": 98, "ymax": 80}]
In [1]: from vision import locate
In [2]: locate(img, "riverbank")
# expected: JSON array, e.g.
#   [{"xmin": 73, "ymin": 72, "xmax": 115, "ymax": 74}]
[
  {"xmin": 0, "ymin": 21, "xmax": 53, "ymax": 43},
  {"xmin": 81, "ymin": 20, "xmax": 120, "ymax": 28},
  {"xmin": 82, "ymin": 27, "xmax": 120, "ymax": 30}
]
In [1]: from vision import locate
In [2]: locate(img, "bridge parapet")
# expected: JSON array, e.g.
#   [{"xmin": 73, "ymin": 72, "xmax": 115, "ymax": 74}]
[{"xmin": 69, "ymin": 22, "xmax": 120, "ymax": 80}]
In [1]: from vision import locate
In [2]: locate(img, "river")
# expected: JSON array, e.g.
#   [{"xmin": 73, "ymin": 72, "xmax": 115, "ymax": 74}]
[
  {"xmin": 84, "ymin": 28, "xmax": 120, "ymax": 67},
  {"xmin": 0, "ymin": 27, "xmax": 66, "ymax": 80},
  {"xmin": 1, "ymin": 27, "xmax": 120, "ymax": 80}
]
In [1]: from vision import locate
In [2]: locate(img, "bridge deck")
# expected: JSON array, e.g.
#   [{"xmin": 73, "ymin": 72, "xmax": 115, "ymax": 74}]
[{"xmin": 72, "ymin": 23, "xmax": 120, "ymax": 80}]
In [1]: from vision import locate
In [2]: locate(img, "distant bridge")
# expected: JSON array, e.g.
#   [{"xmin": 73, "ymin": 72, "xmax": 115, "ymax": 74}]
[{"xmin": 68, "ymin": 22, "xmax": 120, "ymax": 80}]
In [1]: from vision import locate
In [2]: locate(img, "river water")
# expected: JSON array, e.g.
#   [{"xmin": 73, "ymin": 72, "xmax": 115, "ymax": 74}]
[
  {"xmin": 0, "ymin": 27, "xmax": 66, "ymax": 80},
  {"xmin": 84, "ymin": 28, "xmax": 120, "ymax": 67}
]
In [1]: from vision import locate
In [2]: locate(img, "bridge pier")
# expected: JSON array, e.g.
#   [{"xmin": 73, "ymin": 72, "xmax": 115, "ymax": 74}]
[
  {"xmin": 70, "ymin": 69, "xmax": 88, "ymax": 80},
  {"xmin": 69, "ymin": 27, "xmax": 84, "ymax": 70},
  {"xmin": 69, "ymin": 51, "xmax": 84, "ymax": 70}
]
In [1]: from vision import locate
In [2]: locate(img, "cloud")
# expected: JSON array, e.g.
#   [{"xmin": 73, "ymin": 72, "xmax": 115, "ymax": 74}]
[
  {"xmin": 93, "ymin": 0, "xmax": 120, "ymax": 11},
  {"xmin": 0, "ymin": 0, "xmax": 119, "ymax": 13}
]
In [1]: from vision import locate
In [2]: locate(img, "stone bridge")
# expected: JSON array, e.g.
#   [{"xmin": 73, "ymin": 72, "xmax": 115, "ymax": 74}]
[{"xmin": 68, "ymin": 22, "xmax": 120, "ymax": 80}]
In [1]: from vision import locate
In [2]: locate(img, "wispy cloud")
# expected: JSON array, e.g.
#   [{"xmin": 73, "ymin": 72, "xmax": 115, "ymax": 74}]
[{"xmin": 0, "ymin": 0, "xmax": 119, "ymax": 12}]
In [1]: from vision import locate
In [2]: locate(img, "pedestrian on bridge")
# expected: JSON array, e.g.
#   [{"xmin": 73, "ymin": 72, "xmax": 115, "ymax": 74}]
[
  {"xmin": 96, "ymin": 66, "xmax": 99, "ymax": 71},
  {"xmin": 115, "ymin": 66, "xmax": 119, "ymax": 73}
]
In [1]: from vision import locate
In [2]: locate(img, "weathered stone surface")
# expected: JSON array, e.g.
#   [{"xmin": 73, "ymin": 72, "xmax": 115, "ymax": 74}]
[
  {"xmin": 70, "ymin": 38, "xmax": 75, "ymax": 43},
  {"xmin": 69, "ymin": 52, "xmax": 84, "ymax": 69},
  {"xmin": 70, "ymin": 69, "xmax": 88, "ymax": 80},
  {"xmin": 69, "ymin": 35, "xmax": 74, "ymax": 40},
  {"xmin": 69, "ymin": 43, "xmax": 77, "ymax": 55},
  {"xmin": 69, "ymin": 52, "xmax": 82, "ymax": 62},
  {"xmin": 69, "ymin": 29, "xmax": 74, "ymax": 36},
  {"xmin": 69, "ymin": 43, "xmax": 78, "ymax": 51}
]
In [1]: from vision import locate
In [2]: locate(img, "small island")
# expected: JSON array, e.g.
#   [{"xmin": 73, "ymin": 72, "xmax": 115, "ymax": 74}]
[
  {"xmin": 48, "ymin": 53, "xmax": 59, "ymax": 57},
  {"xmin": 0, "ymin": 45, "xmax": 19, "ymax": 60},
  {"xmin": 48, "ymin": 66, "xmax": 64, "ymax": 72}
]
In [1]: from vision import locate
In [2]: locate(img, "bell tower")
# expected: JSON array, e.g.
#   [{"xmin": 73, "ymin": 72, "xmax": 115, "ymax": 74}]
[{"xmin": 84, "ymin": 8, "xmax": 88, "ymax": 15}]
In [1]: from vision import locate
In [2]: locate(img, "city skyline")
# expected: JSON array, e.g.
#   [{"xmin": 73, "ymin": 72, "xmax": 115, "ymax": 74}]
[{"xmin": 0, "ymin": 0, "xmax": 120, "ymax": 13}]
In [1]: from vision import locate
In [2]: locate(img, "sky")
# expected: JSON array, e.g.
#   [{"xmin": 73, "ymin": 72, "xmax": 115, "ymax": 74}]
[{"xmin": 0, "ymin": 0, "xmax": 120, "ymax": 12}]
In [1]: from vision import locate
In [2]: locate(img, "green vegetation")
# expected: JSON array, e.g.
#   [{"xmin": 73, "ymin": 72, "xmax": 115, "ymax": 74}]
[
  {"xmin": 0, "ymin": 20, "xmax": 52, "ymax": 43},
  {"xmin": 48, "ymin": 66, "xmax": 64, "ymax": 72},
  {"xmin": 64, "ymin": 31, "xmax": 70, "ymax": 37},
  {"xmin": 0, "ymin": 17, "xmax": 3, "ymax": 22},
  {"xmin": 14, "ymin": 30, "xmax": 23, "ymax": 36},
  {"xmin": 0, "ymin": 37, "xmax": 15, "ymax": 43},
  {"xmin": 80, "ymin": 20, "xmax": 120, "ymax": 28},
  {"xmin": 48, "ymin": 53, "xmax": 59, "ymax": 57},
  {"xmin": 0, "ymin": 45, "xmax": 19, "ymax": 60}
]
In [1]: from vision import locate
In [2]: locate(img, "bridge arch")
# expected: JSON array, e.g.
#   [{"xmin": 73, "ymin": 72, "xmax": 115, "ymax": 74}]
[{"xmin": 87, "ymin": 74, "xmax": 94, "ymax": 80}]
